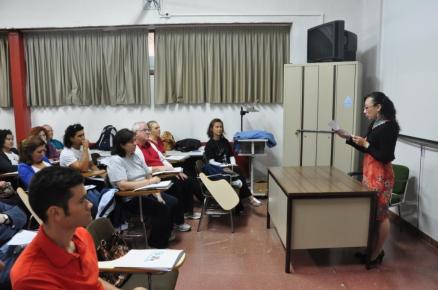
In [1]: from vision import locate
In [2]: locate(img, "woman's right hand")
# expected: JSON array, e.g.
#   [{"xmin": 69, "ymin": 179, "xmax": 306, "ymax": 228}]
[
  {"xmin": 150, "ymin": 176, "xmax": 161, "ymax": 184},
  {"xmin": 335, "ymin": 129, "xmax": 351, "ymax": 139}
]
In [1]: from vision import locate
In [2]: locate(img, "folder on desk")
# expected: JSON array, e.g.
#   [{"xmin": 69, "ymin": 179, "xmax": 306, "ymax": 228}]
[
  {"xmin": 134, "ymin": 180, "xmax": 172, "ymax": 191},
  {"xmin": 98, "ymin": 249, "xmax": 184, "ymax": 272}
]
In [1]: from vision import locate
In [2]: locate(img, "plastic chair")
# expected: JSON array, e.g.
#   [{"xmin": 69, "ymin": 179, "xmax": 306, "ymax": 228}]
[
  {"xmin": 86, "ymin": 218, "xmax": 179, "ymax": 290},
  {"xmin": 16, "ymin": 187, "xmax": 43, "ymax": 227},
  {"xmin": 390, "ymin": 164, "xmax": 412, "ymax": 219},
  {"xmin": 197, "ymin": 172, "xmax": 240, "ymax": 233},
  {"xmin": 349, "ymin": 164, "xmax": 412, "ymax": 222}
]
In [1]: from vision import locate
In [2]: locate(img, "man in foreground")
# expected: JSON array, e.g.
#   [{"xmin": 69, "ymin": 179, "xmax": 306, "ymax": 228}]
[{"xmin": 10, "ymin": 166, "xmax": 144, "ymax": 290}]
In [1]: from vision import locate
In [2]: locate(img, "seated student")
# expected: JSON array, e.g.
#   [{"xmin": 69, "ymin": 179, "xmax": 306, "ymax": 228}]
[
  {"xmin": 42, "ymin": 124, "xmax": 64, "ymax": 150},
  {"xmin": 10, "ymin": 166, "xmax": 146, "ymax": 290},
  {"xmin": 134, "ymin": 121, "xmax": 201, "ymax": 219},
  {"xmin": 0, "ymin": 200, "xmax": 27, "ymax": 290},
  {"xmin": 18, "ymin": 137, "xmax": 51, "ymax": 189},
  {"xmin": 0, "ymin": 130, "xmax": 19, "ymax": 174},
  {"xmin": 27, "ymin": 126, "xmax": 59, "ymax": 160},
  {"xmin": 107, "ymin": 129, "xmax": 191, "ymax": 248},
  {"xmin": 60, "ymin": 123, "xmax": 100, "ymax": 173},
  {"xmin": 205, "ymin": 118, "xmax": 262, "ymax": 208}
]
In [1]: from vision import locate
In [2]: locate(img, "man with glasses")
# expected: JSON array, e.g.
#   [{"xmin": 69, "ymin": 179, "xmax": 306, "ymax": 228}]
[{"xmin": 132, "ymin": 122, "xmax": 201, "ymax": 222}]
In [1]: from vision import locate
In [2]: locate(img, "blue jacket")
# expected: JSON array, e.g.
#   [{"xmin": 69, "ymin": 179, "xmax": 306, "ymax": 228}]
[
  {"xmin": 18, "ymin": 157, "xmax": 51, "ymax": 189},
  {"xmin": 233, "ymin": 130, "xmax": 277, "ymax": 152},
  {"xmin": 0, "ymin": 201, "xmax": 27, "ymax": 245}
]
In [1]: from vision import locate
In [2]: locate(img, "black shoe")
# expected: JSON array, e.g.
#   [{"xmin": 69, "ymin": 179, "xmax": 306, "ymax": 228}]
[{"xmin": 366, "ymin": 251, "xmax": 385, "ymax": 269}]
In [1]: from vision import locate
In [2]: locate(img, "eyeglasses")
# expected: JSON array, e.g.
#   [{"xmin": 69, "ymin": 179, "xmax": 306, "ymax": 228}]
[
  {"xmin": 364, "ymin": 104, "xmax": 376, "ymax": 111},
  {"xmin": 138, "ymin": 129, "xmax": 151, "ymax": 133}
]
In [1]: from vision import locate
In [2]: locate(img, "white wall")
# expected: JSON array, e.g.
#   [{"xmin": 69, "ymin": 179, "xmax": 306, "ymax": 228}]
[
  {"xmin": 380, "ymin": 0, "xmax": 438, "ymax": 241},
  {"xmin": 0, "ymin": 108, "xmax": 16, "ymax": 141},
  {"xmin": 0, "ymin": 0, "xmax": 383, "ymax": 180}
]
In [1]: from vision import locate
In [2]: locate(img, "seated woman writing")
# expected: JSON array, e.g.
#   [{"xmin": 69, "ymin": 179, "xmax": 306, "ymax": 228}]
[
  {"xmin": 18, "ymin": 137, "xmax": 51, "ymax": 190},
  {"xmin": 107, "ymin": 129, "xmax": 191, "ymax": 248},
  {"xmin": 204, "ymin": 118, "xmax": 261, "ymax": 208}
]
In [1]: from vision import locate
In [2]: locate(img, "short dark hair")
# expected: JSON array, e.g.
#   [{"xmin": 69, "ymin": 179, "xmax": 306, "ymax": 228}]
[
  {"xmin": 29, "ymin": 166, "xmax": 84, "ymax": 223},
  {"xmin": 365, "ymin": 91, "xmax": 400, "ymax": 133},
  {"xmin": 63, "ymin": 123, "xmax": 84, "ymax": 148},
  {"xmin": 207, "ymin": 118, "xmax": 224, "ymax": 138},
  {"xmin": 19, "ymin": 137, "xmax": 46, "ymax": 165},
  {"xmin": 0, "ymin": 129, "xmax": 13, "ymax": 149},
  {"xmin": 112, "ymin": 129, "xmax": 135, "ymax": 157}
]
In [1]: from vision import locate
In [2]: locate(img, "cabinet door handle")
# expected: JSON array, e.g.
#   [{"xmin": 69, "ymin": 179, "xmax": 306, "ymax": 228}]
[{"xmin": 295, "ymin": 129, "xmax": 334, "ymax": 136}]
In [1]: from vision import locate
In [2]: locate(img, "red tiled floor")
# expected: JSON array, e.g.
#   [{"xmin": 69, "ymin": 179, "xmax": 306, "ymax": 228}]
[{"xmin": 170, "ymin": 201, "xmax": 438, "ymax": 290}]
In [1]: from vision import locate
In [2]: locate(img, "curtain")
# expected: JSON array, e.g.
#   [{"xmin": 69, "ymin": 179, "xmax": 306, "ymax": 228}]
[
  {"xmin": 25, "ymin": 29, "xmax": 150, "ymax": 106},
  {"xmin": 0, "ymin": 34, "xmax": 10, "ymax": 108},
  {"xmin": 155, "ymin": 25, "xmax": 290, "ymax": 104}
]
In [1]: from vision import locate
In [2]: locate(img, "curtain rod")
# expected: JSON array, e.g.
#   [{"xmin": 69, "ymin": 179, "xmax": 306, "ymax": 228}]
[{"xmin": 16, "ymin": 22, "xmax": 291, "ymax": 33}]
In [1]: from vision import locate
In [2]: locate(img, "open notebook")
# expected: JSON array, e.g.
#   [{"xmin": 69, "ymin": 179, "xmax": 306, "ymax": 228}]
[
  {"xmin": 98, "ymin": 249, "xmax": 184, "ymax": 272},
  {"xmin": 134, "ymin": 180, "xmax": 173, "ymax": 191}
]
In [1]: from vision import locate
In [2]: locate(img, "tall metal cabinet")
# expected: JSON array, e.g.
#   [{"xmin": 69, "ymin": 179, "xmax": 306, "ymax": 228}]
[{"xmin": 282, "ymin": 61, "xmax": 362, "ymax": 173}]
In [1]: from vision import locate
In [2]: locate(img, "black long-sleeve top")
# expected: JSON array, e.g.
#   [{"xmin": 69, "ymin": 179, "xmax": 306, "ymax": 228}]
[
  {"xmin": 204, "ymin": 137, "xmax": 233, "ymax": 163},
  {"xmin": 0, "ymin": 148, "xmax": 19, "ymax": 174},
  {"xmin": 346, "ymin": 120, "xmax": 398, "ymax": 164}
]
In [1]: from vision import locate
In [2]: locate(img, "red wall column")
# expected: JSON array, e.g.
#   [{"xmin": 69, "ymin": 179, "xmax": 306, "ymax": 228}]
[{"xmin": 8, "ymin": 31, "xmax": 31, "ymax": 142}]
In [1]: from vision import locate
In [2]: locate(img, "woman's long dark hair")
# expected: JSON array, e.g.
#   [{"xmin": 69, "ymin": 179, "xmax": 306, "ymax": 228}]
[{"xmin": 365, "ymin": 91, "xmax": 400, "ymax": 133}]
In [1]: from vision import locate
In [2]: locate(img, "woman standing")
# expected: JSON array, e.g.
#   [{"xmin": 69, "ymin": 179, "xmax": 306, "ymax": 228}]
[
  {"xmin": 337, "ymin": 92, "xmax": 399, "ymax": 267},
  {"xmin": 0, "ymin": 130, "xmax": 19, "ymax": 174},
  {"xmin": 204, "ymin": 118, "xmax": 262, "ymax": 208}
]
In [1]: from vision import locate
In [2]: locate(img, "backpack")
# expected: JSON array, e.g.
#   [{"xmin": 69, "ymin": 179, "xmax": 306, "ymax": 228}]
[
  {"xmin": 96, "ymin": 125, "xmax": 117, "ymax": 151},
  {"xmin": 174, "ymin": 138, "xmax": 201, "ymax": 152}
]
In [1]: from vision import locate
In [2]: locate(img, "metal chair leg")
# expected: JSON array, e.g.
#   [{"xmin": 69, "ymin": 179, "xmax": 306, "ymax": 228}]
[
  {"xmin": 398, "ymin": 204, "xmax": 402, "ymax": 233},
  {"xmin": 230, "ymin": 210, "xmax": 234, "ymax": 233},
  {"xmin": 197, "ymin": 196, "xmax": 208, "ymax": 232},
  {"xmin": 138, "ymin": 196, "xmax": 149, "ymax": 248}
]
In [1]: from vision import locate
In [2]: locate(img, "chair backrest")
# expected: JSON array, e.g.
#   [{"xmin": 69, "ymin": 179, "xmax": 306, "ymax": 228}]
[
  {"xmin": 86, "ymin": 217, "xmax": 115, "ymax": 248},
  {"xmin": 392, "ymin": 164, "xmax": 409, "ymax": 195},
  {"xmin": 199, "ymin": 173, "xmax": 239, "ymax": 210},
  {"xmin": 16, "ymin": 187, "xmax": 43, "ymax": 225}
]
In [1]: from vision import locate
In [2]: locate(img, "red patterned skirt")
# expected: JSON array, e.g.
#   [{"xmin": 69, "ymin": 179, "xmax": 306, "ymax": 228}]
[{"xmin": 362, "ymin": 153, "xmax": 394, "ymax": 221}]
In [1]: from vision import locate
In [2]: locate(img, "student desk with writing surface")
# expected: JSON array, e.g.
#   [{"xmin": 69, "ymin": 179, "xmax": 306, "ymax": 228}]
[{"xmin": 267, "ymin": 166, "xmax": 377, "ymax": 273}]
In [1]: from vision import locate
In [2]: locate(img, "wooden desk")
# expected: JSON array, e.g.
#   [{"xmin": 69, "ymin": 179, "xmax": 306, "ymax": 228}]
[
  {"xmin": 267, "ymin": 166, "xmax": 377, "ymax": 273},
  {"xmin": 99, "ymin": 252, "xmax": 185, "ymax": 290}
]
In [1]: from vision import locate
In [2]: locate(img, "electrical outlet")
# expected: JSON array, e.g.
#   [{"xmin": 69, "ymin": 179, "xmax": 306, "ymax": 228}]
[{"xmin": 144, "ymin": 0, "xmax": 160, "ymax": 10}]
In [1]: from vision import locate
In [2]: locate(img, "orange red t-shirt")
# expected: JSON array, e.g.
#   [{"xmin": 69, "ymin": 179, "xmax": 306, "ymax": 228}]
[{"xmin": 11, "ymin": 226, "xmax": 104, "ymax": 290}]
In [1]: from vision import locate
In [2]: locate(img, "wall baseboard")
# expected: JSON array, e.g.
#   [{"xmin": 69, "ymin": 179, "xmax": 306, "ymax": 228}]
[{"xmin": 388, "ymin": 211, "xmax": 438, "ymax": 253}]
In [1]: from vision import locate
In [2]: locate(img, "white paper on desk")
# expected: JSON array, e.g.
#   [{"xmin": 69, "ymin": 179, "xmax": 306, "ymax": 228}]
[
  {"xmin": 152, "ymin": 167, "xmax": 183, "ymax": 176},
  {"xmin": 134, "ymin": 180, "xmax": 172, "ymax": 191},
  {"xmin": 6, "ymin": 230, "xmax": 37, "ymax": 246},
  {"xmin": 165, "ymin": 155, "xmax": 188, "ymax": 161},
  {"xmin": 84, "ymin": 185, "xmax": 96, "ymax": 191},
  {"xmin": 87, "ymin": 177, "xmax": 105, "ymax": 182},
  {"xmin": 100, "ymin": 249, "xmax": 184, "ymax": 271}
]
